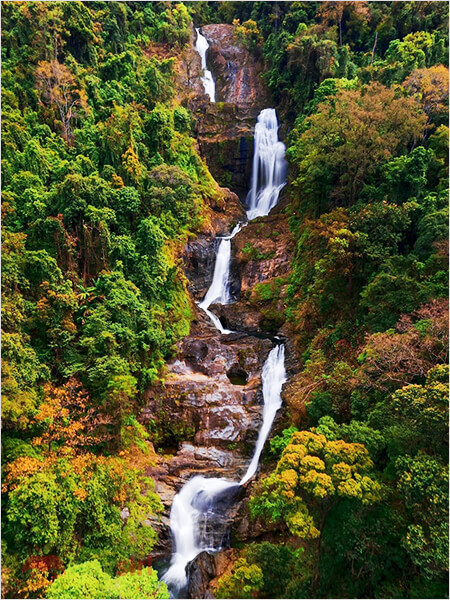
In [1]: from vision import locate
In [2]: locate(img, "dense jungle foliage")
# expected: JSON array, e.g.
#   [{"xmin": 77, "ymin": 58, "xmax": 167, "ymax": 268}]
[{"xmin": 1, "ymin": 1, "xmax": 448, "ymax": 599}]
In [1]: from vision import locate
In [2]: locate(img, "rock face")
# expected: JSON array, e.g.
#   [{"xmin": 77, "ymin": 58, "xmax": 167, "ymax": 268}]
[
  {"xmin": 188, "ymin": 552, "xmax": 216, "ymax": 599},
  {"xmin": 140, "ymin": 310, "xmax": 274, "ymax": 557},
  {"xmin": 187, "ymin": 24, "xmax": 271, "ymax": 198},
  {"xmin": 195, "ymin": 103, "xmax": 257, "ymax": 197},
  {"xmin": 142, "ymin": 320, "xmax": 273, "ymax": 455},
  {"xmin": 201, "ymin": 24, "xmax": 268, "ymax": 108},
  {"xmin": 233, "ymin": 198, "xmax": 293, "ymax": 293},
  {"xmin": 187, "ymin": 549, "xmax": 237, "ymax": 599}
]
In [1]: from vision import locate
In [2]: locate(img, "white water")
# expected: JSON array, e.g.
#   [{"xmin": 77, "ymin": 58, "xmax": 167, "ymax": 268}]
[
  {"xmin": 164, "ymin": 105, "xmax": 288, "ymax": 593},
  {"xmin": 240, "ymin": 344, "xmax": 287, "ymax": 484},
  {"xmin": 246, "ymin": 108, "xmax": 287, "ymax": 220},
  {"xmin": 198, "ymin": 223, "xmax": 242, "ymax": 333},
  {"xmin": 195, "ymin": 28, "xmax": 215, "ymax": 102},
  {"xmin": 163, "ymin": 476, "xmax": 237, "ymax": 590},
  {"xmin": 198, "ymin": 109, "xmax": 286, "ymax": 335},
  {"xmin": 163, "ymin": 345, "xmax": 286, "ymax": 593}
]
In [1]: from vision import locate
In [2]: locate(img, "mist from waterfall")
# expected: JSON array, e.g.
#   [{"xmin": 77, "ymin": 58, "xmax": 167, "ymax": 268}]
[
  {"xmin": 246, "ymin": 108, "xmax": 287, "ymax": 220},
  {"xmin": 195, "ymin": 28, "xmax": 215, "ymax": 102},
  {"xmin": 163, "ymin": 345, "xmax": 286, "ymax": 594}
]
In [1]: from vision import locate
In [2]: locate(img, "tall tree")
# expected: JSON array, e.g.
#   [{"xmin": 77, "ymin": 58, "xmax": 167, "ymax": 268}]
[{"xmin": 35, "ymin": 60, "xmax": 88, "ymax": 141}]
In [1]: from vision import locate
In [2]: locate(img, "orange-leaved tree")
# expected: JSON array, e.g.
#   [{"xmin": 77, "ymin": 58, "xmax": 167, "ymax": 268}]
[{"xmin": 35, "ymin": 60, "xmax": 88, "ymax": 141}]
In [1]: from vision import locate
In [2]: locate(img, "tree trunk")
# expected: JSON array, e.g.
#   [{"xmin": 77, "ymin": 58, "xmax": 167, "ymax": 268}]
[{"xmin": 371, "ymin": 32, "xmax": 378, "ymax": 65}]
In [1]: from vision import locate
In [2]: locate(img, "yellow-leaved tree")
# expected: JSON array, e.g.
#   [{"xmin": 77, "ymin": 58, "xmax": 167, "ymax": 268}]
[{"xmin": 250, "ymin": 430, "xmax": 382, "ymax": 587}]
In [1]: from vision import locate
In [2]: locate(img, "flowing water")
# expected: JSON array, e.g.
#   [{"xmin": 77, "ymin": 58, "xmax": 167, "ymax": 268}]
[
  {"xmin": 198, "ymin": 108, "xmax": 286, "ymax": 335},
  {"xmin": 164, "ymin": 81, "xmax": 288, "ymax": 595},
  {"xmin": 162, "ymin": 476, "xmax": 238, "ymax": 592},
  {"xmin": 195, "ymin": 28, "xmax": 215, "ymax": 102},
  {"xmin": 246, "ymin": 108, "xmax": 287, "ymax": 220},
  {"xmin": 240, "ymin": 344, "xmax": 287, "ymax": 484},
  {"xmin": 198, "ymin": 223, "xmax": 242, "ymax": 333},
  {"xmin": 163, "ymin": 345, "xmax": 286, "ymax": 594}
]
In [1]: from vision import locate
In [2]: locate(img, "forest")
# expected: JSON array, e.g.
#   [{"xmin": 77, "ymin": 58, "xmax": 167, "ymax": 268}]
[{"xmin": 1, "ymin": 2, "xmax": 448, "ymax": 599}]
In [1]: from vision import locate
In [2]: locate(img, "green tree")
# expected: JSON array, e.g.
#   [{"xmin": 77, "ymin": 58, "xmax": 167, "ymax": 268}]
[
  {"xmin": 289, "ymin": 82, "xmax": 427, "ymax": 213},
  {"xmin": 46, "ymin": 560, "xmax": 169, "ymax": 599},
  {"xmin": 215, "ymin": 558, "xmax": 264, "ymax": 600}
]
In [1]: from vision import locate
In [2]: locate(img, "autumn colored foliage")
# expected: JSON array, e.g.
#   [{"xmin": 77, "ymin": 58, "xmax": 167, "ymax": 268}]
[{"xmin": 1, "ymin": 1, "xmax": 448, "ymax": 599}]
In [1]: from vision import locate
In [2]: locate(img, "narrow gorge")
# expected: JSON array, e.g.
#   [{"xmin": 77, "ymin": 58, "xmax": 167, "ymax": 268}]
[{"xmin": 146, "ymin": 26, "xmax": 293, "ymax": 598}]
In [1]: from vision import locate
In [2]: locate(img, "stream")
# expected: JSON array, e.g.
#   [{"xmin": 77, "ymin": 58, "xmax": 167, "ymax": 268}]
[{"xmin": 162, "ymin": 30, "xmax": 288, "ymax": 597}]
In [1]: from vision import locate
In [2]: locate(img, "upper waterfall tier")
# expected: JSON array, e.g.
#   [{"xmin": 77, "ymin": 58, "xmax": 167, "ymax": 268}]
[
  {"xmin": 200, "ymin": 24, "xmax": 268, "ymax": 108},
  {"xmin": 246, "ymin": 108, "xmax": 287, "ymax": 220},
  {"xmin": 195, "ymin": 28, "xmax": 215, "ymax": 102}
]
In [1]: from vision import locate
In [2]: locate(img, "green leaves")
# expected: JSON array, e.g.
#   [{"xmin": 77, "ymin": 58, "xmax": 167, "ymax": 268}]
[
  {"xmin": 216, "ymin": 558, "xmax": 264, "ymax": 600},
  {"xmin": 396, "ymin": 453, "xmax": 449, "ymax": 578},
  {"xmin": 46, "ymin": 560, "xmax": 169, "ymax": 599},
  {"xmin": 4, "ymin": 450, "xmax": 163, "ymax": 568}
]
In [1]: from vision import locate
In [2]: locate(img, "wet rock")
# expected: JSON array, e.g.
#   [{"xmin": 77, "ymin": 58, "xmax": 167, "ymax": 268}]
[
  {"xmin": 194, "ymin": 446, "xmax": 235, "ymax": 468},
  {"xmin": 187, "ymin": 552, "xmax": 217, "ymax": 599},
  {"xmin": 143, "ymin": 350, "xmax": 265, "ymax": 451},
  {"xmin": 200, "ymin": 404, "xmax": 252, "ymax": 444},
  {"xmin": 214, "ymin": 302, "xmax": 262, "ymax": 334},
  {"xmin": 183, "ymin": 339, "xmax": 210, "ymax": 362}
]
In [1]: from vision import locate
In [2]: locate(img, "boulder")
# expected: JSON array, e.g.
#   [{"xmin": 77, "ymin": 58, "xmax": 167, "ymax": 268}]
[{"xmin": 187, "ymin": 552, "xmax": 217, "ymax": 599}]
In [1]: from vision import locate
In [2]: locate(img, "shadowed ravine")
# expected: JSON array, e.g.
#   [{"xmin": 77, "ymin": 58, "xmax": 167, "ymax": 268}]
[{"xmin": 162, "ymin": 28, "xmax": 288, "ymax": 598}]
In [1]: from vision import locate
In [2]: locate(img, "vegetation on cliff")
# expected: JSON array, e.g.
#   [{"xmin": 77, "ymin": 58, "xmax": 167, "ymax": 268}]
[{"xmin": 1, "ymin": 2, "xmax": 448, "ymax": 599}]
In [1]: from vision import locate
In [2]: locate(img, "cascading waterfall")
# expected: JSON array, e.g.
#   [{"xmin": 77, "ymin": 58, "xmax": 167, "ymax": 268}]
[
  {"xmin": 163, "ymin": 345, "xmax": 286, "ymax": 594},
  {"xmin": 162, "ymin": 476, "xmax": 238, "ymax": 591},
  {"xmin": 246, "ymin": 108, "xmax": 287, "ymax": 220},
  {"xmin": 195, "ymin": 28, "xmax": 215, "ymax": 102},
  {"xmin": 198, "ymin": 223, "xmax": 242, "ymax": 333},
  {"xmin": 240, "ymin": 344, "xmax": 287, "ymax": 484},
  {"xmin": 198, "ymin": 109, "xmax": 286, "ymax": 336},
  {"xmin": 164, "ymin": 101, "xmax": 288, "ymax": 595}
]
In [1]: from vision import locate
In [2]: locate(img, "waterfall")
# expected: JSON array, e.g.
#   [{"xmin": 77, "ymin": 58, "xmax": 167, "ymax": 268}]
[
  {"xmin": 240, "ymin": 345, "xmax": 287, "ymax": 484},
  {"xmin": 163, "ymin": 345, "xmax": 286, "ymax": 594},
  {"xmin": 164, "ymin": 94, "xmax": 288, "ymax": 593},
  {"xmin": 163, "ymin": 476, "xmax": 238, "ymax": 591},
  {"xmin": 246, "ymin": 108, "xmax": 287, "ymax": 220},
  {"xmin": 198, "ymin": 223, "xmax": 242, "ymax": 333},
  {"xmin": 198, "ymin": 109, "xmax": 285, "ymax": 334},
  {"xmin": 195, "ymin": 28, "xmax": 215, "ymax": 102}
]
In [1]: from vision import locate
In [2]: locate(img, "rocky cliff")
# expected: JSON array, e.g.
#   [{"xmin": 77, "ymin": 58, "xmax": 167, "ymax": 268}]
[{"xmin": 182, "ymin": 24, "xmax": 271, "ymax": 197}]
